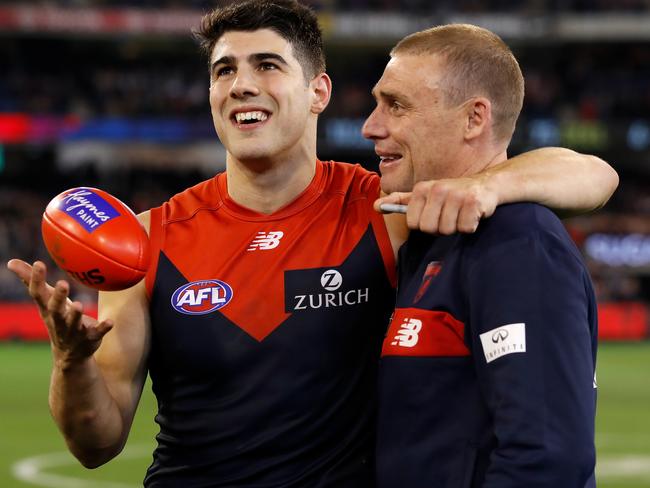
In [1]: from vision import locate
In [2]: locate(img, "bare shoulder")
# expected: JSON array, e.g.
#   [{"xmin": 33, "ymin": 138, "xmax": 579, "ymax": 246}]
[
  {"xmin": 382, "ymin": 212, "xmax": 409, "ymax": 258},
  {"xmin": 137, "ymin": 210, "xmax": 151, "ymax": 236},
  {"xmin": 95, "ymin": 277, "xmax": 150, "ymax": 412}
]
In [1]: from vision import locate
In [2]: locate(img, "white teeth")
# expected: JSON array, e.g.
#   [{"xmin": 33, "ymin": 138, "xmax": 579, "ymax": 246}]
[{"xmin": 235, "ymin": 111, "xmax": 268, "ymax": 123}]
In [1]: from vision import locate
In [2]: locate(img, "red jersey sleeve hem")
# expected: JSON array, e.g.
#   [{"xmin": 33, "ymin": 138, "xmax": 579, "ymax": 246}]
[
  {"xmin": 367, "ymin": 177, "xmax": 397, "ymax": 289},
  {"xmin": 144, "ymin": 206, "xmax": 163, "ymax": 300}
]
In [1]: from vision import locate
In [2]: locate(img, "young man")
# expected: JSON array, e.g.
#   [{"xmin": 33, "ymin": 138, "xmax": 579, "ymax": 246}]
[
  {"xmin": 8, "ymin": 2, "xmax": 616, "ymax": 487},
  {"xmin": 366, "ymin": 24, "xmax": 603, "ymax": 487}
]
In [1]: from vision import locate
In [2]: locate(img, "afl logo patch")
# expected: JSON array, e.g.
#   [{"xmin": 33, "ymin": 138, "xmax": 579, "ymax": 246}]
[{"xmin": 171, "ymin": 280, "xmax": 233, "ymax": 315}]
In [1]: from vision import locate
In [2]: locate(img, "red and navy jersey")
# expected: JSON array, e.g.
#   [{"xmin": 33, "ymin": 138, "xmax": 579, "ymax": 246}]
[
  {"xmin": 377, "ymin": 203, "xmax": 598, "ymax": 488},
  {"xmin": 143, "ymin": 160, "xmax": 396, "ymax": 487}
]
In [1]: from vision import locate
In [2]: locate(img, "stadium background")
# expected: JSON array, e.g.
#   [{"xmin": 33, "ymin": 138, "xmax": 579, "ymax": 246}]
[{"xmin": 0, "ymin": 0, "xmax": 649, "ymax": 486}]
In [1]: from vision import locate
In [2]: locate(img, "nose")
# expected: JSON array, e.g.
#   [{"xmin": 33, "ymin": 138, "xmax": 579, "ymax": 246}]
[
  {"xmin": 229, "ymin": 69, "xmax": 260, "ymax": 99},
  {"xmin": 362, "ymin": 106, "xmax": 388, "ymax": 140}
]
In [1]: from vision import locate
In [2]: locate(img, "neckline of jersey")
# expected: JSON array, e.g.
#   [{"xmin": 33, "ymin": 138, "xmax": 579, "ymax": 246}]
[{"xmin": 214, "ymin": 159, "xmax": 327, "ymax": 221}]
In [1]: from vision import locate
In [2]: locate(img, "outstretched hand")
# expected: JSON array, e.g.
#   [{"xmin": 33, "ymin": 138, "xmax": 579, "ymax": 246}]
[
  {"xmin": 6, "ymin": 259, "xmax": 113, "ymax": 364},
  {"xmin": 375, "ymin": 176, "xmax": 499, "ymax": 235}
]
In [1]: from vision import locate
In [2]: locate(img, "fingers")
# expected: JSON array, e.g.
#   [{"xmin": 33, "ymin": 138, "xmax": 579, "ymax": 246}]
[
  {"xmin": 67, "ymin": 301, "xmax": 84, "ymax": 331},
  {"xmin": 51, "ymin": 300, "xmax": 113, "ymax": 358},
  {"xmin": 85, "ymin": 319, "xmax": 114, "ymax": 343},
  {"xmin": 456, "ymin": 202, "xmax": 481, "ymax": 234},
  {"xmin": 48, "ymin": 280, "xmax": 73, "ymax": 337},
  {"xmin": 374, "ymin": 192, "xmax": 411, "ymax": 213},
  {"xmin": 6, "ymin": 259, "xmax": 33, "ymax": 287},
  {"xmin": 411, "ymin": 182, "xmax": 445, "ymax": 233},
  {"xmin": 9, "ymin": 259, "xmax": 111, "ymax": 357},
  {"xmin": 406, "ymin": 180, "xmax": 485, "ymax": 235},
  {"xmin": 70, "ymin": 302, "xmax": 113, "ymax": 342},
  {"xmin": 380, "ymin": 178, "xmax": 495, "ymax": 234},
  {"xmin": 48, "ymin": 280, "xmax": 70, "ymax": 318},
  {"xmin": 29, "ymin": 261, "xmax": 54, "ymax": 310}
]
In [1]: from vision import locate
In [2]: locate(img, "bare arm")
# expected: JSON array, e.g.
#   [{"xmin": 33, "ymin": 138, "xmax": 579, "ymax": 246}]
[
  {"xmin": 6, "ymin": 211, "xmax": 152, "ymax": 468},
  {"xmin": 480, "ymin": 148, "xmax": 618, "ymax": 215},
  {"xmin": 381, "ymin": 207, "xmax": 410, "ymax": 258},
  {"xmin": 378, "ymin": 147, "xmax": 618, "ymax": 235},
  {"xmin": 50, "ymin": 278, "xmax": 150, "ymax": 468}
]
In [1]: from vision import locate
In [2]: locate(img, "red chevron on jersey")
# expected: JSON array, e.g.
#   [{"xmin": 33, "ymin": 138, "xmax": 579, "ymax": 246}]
[
  {"xmin": 146, "ymin": 160, "xmax": 396, "ymax": 341},
  {"xmin": 381, "ymin": 307, "xmax": 470, "ymax": 357}
]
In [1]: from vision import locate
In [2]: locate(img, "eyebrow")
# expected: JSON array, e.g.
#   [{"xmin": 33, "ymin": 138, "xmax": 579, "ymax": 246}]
[
  {"xmin": 372, "ymin": 86, "xmax": 407, "ymax": 104},
  {"xmin": 211, "ymin": 52, "xmax": 290, "ymax": 73}
]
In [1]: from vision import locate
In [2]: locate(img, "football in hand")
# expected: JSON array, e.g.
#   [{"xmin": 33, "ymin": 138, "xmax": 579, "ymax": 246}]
[{"xmin": 41, "ymin": 187, "xmax": 150, "ymax": 291}]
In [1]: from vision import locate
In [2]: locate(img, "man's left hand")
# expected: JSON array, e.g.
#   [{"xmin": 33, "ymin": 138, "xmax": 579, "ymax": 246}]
[{"xmin": 375, "ymin": 176, "xmax": 498, "ymax": 235}]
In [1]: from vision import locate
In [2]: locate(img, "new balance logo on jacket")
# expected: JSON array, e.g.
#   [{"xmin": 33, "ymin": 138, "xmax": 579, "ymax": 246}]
[{"xmin": 390, "ymin": 318, "xmax": 422, "ymax": 347}]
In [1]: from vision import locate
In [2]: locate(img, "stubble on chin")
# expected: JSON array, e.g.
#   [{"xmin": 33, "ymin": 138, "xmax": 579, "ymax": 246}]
[{"xmin": 380, "ymin": 173, "xmax": 414, "ymax": 195}]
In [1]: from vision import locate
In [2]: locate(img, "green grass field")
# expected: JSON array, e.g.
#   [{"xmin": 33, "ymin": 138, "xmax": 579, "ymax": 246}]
[{"xmin": 1, "ymin": 342, "xmax": 649, "ymax": 487}]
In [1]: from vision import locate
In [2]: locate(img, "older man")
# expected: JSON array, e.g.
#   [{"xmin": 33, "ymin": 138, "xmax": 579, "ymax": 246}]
[{"xmin": 366, "ymin": 24, "xmax": 602, "ymax": 487}]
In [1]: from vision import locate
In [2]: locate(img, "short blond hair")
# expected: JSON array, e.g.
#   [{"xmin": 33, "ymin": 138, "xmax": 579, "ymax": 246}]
[{"xmin": 392, "ymin": 24, "xmax": 524, "ymax": 143}]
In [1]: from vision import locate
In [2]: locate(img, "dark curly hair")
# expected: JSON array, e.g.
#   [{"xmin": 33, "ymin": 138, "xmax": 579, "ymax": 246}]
[{"xmin": 194, "ymin": 0, "xmax": 325, "ymax": 81}]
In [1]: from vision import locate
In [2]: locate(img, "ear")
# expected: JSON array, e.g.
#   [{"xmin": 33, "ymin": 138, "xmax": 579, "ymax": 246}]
[
  {"xmin": 463, "ymin": 96, "xmax": 491, "ymax": 141},
  {"xmin": 309, "ymin": 72, "xmax": 332, "ymax": 115}
]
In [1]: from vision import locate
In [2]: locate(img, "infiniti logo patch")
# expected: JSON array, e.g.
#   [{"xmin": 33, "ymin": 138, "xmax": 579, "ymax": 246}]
[
  {"xmin": 480, "ymin": 323, "xmax": 526, "ymax": 363},
  {"xmin": 491, "ymin": 329, "xmax": 509, "ymax": 343}
]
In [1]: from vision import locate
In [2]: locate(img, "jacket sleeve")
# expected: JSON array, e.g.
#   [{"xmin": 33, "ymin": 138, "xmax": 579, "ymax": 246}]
[{"xmin": 464, "ymin": 229, "xmax": 597, "ymax": 487}]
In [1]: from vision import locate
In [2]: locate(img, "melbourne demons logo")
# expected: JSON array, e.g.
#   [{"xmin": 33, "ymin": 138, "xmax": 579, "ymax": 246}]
[
  {"xmin": 414, "ymin": 261, "xmax": 442, "ymax": 303},
  {"xmin": 171, "ymin": 280, "xmax": 233, "ymax": 315}
]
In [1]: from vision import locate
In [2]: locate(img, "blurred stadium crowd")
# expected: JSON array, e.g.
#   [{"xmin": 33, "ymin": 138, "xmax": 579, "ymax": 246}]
[
  {"xmin": 0, "ymin": 1, "xmax": 649, "ymax": 334},
  {"xmin": 2, "ymin": 0, "xmax": 650, "ymax": 12},
  {"xmin": 1, "ymin": 41, "xmax": 649, "ymax": 121}
]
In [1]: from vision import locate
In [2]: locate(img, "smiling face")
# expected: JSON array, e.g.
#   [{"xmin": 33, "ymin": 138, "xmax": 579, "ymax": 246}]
[
  {"xmin": 209, "ymin": 29, "xmax": 320, "ymax": 165},
  {"xmin": 362, "ymin": 53, "xmax": 469, "ymax": 194}
]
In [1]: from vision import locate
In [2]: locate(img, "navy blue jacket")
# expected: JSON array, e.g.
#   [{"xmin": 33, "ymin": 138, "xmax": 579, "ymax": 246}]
[{"xmin": 377, "ymin": 203, "xmax": 598, "ymax": 488}]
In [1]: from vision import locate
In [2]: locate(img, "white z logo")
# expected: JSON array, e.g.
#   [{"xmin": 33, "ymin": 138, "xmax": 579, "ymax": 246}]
[
  {"xmin": 391, "ymin": 318, "xmax": 422, "ymax": 347},
  {"xmin": 248, "ymin": 231, "xmax": 284, "ymax": 251}
]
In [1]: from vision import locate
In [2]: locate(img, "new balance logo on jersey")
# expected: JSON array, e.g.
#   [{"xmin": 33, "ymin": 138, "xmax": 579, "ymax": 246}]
[
  {"xmin": 248, "ymin": 231, "xmax": 284, "ymax": 251},
  {"xmin": 390, "ymin": 318, "xmax": 422, "ymax": 347}
]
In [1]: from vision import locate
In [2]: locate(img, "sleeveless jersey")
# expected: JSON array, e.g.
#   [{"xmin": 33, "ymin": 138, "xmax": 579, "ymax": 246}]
[{"xmin": 143, "ymin": 160, "xmax": 396, "ymax": 487}]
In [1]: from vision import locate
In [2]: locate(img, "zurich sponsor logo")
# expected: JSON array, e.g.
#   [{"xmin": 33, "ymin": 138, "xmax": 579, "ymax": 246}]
[
  {"xmin": 171, "ymin": 280, "xmax": 233, "ymax": 315},
  {"xmin": 320, "ymin": 269, "xmax": 342, "ymax": 291},
  {"xmin": 291, "ymin": 269, "xmax": 369, "ymax": 311}
]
